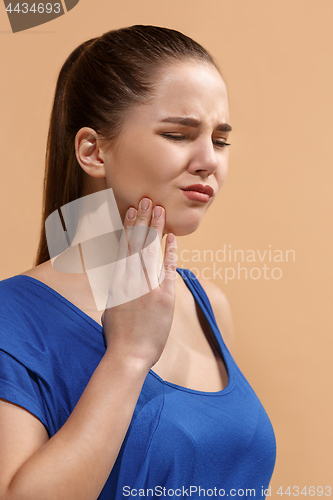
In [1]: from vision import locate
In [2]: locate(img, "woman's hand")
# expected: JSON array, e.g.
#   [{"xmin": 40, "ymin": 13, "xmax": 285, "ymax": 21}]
[{"xmin": 101, "ymin": 197, "xmax": 178, "ymax": 370}]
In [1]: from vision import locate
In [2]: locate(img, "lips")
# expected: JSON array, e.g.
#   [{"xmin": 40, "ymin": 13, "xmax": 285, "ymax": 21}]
[{"xmin": 181, "ymin": 184, "xmax": 214, "ymax": 197}]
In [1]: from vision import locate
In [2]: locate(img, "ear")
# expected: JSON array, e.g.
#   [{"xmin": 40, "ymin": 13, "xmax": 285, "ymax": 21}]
[{"xmin": 75, "ymin": 127, "xmax": 107, "ymax": 178}]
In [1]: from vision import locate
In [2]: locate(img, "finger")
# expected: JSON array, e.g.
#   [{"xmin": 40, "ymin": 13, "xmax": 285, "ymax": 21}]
[
  {"xmin": 123, "ymin": 207, "xmax": 138, "ymax": 256},
  {"xmin": 125, "ymin": 197, "xmax": 153, "ymax": 290},
  {"xmin": 159, "ymin": 233, "xmax": 178, "ymax": 293},
  {"xmin": 123, "ymin": 200, "xmax": 153, "ymax": 302},
  {"xmin": 111, "ymin": 207, "xmax": 137, "ymax": 282},
  {"xmin": 127, "ymin": 198, "xmax": 152, "ymax": 255},
  {"xmin": 141, "ymin": 205, "xmax": 165, "ymax": 289}
]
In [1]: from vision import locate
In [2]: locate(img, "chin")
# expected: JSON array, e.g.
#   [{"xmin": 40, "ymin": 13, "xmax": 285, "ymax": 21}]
[{"xmin": 164, "ymin": 216, "xmax": 203, "ymax": 237}]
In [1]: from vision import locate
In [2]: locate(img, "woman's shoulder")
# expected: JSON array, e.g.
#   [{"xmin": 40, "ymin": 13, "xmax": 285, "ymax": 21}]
[
  {"xmin": 175, "ymin": 268, "xmax": 235, "ymax": 356},
  {"xmin": 0, "ymin": 264, "xmax": 102, "ymax": 362},
  {"xmin": 0, "ymin": 262, "xmax": 53, "ymax": 305},
  {"xmin": 0, "ymin": 273, "xmax": 48, "ymax": 359},
  {"xmin": 19, "ymin": 261, "xmax": 102, "ymax": 325},
  {"xmin": 0, "ymin": 261, "xmax": 77, "ymax": 332},
  {"xmin": 0, "ymin": 270, "xmax": 53, "ymax": 334},
  {"xmin": 196, "ymin": 274, "xmax": 236, "ymax": 358},
  {"xmin": 0, "ymin": 274, "xmax": 33, "ymax": 314}
]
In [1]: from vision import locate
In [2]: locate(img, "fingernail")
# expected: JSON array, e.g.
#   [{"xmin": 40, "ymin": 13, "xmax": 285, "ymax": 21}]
[
  {"xmin": 167, "ymin": 233, "xmax": 175, "ymax": 243},
  {"xmin": 140, "ymin": 198, "xmax": 150, "ymax": 210},
  {"xmin": 127, "ymin": 207, "xmax": 137, "ymax": 220},
  {"xmin": 153, "ymin": 206, "xmax": 162, "ymax": 218}
]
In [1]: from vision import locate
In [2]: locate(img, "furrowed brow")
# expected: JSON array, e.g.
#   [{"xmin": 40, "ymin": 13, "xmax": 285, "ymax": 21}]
[
  {"xmin": 216, "ymin": 123, "xmax": 232, "ymax": 132},
  {"xmin": 160, "ymin": 117, "xmax": 232, "ymax": 132}
]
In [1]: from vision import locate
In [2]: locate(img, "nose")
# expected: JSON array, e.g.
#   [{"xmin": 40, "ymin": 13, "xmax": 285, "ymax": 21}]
[{"xmin": 187, "ymin": 136, "xmax": 219, "ymax": 177}]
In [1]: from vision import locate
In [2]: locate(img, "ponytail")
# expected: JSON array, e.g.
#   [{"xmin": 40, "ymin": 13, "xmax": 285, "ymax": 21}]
[{"xmin": 35, "ymin": 39, "xmax": 96, "ymax": 265}]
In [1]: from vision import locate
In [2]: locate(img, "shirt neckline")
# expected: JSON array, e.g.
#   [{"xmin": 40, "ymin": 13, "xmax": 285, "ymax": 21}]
[
  {"xmin": 153, "ymin": 268, "xmax": 234, "ymax": 397},
  {"xmin": 14, "ymin": 271, "xmax": 234, "ymax": 397}
]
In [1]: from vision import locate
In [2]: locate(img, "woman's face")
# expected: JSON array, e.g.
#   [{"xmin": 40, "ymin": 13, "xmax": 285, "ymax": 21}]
[{"xmin": 102, "ymin": 60, "xmax": 231, "ymax": 236}]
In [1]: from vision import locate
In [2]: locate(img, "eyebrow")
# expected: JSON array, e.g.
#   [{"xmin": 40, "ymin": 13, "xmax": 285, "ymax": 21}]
[{"xmin": 160, "ymin": 116, "xmax": 232, "ymax": 132}]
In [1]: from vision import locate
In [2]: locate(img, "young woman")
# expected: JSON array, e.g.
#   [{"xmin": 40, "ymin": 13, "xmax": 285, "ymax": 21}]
[{"xmin": 0, "ymin": 25, "xmax": 276, "ymax": 500}]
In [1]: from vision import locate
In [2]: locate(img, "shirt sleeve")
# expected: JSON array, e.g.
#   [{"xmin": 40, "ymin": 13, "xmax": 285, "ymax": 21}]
[{"xmin": 0, "ymin": 349, "xmax": 49, "ymax": 432}]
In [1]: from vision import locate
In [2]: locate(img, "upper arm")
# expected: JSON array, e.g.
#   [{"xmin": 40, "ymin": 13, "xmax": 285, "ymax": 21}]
[
  {"xmin": 198, "ymin": 277, "xmax": 236, "ymax": 358},
  {"xmin": 0, "ymin": 398, "xmax": 49, "ymax": 495}
]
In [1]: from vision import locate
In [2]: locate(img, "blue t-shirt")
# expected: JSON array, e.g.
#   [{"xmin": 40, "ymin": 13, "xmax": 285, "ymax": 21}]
[{"xmin": 0, "ymin": 269, "xmax": 276, "ymax": 499}]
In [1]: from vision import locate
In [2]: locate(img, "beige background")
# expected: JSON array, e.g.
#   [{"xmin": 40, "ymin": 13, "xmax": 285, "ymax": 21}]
[{"xmin": 1, "ymin": 0, "xmax": 332, "ymax": 493}]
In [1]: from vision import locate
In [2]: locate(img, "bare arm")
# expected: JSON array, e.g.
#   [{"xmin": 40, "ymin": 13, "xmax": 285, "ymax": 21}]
[
  {"xmin": 0, "ymin": 200, "xmax": 177, "ymax": 500},
  {"xmin": 1, "ymin": 356, "xmax": 149, "ymax": 500}
]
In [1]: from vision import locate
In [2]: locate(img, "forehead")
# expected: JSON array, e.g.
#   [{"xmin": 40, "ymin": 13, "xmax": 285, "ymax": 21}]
[{"xmin": 146, "ymin": 61, "xmax": 230, "ymax": 125}]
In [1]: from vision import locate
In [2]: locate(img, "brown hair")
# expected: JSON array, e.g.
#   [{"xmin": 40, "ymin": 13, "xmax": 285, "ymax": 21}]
[{"xmin": 35, "ymin": 25, "xmax": 217, "ymax": 266}]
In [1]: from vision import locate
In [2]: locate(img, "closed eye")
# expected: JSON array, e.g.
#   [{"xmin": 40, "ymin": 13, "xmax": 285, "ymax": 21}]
[
  {"xmin": 160, "ymin": 133, "xmax": 186, "ymax": 141},
  {"xmin": 161, "ymin": 133, "xmax": 230, "ymax": 148},
  {"xmin": 213, "ymin": 140, "xmax": 231, "ymax": 148}
]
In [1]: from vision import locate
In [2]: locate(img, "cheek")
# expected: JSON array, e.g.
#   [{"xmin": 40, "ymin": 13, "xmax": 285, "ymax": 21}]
[
  {"xmin": 109, "ymin": 146, "xmax": 174, "ymax": 209},
  {"xmin": 121, "ymin": 142, "xmax": 164, "ymax": 183},
  {"xmin": 129, "ymin": 146, "xmax": 183, "ymax": 189}
]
